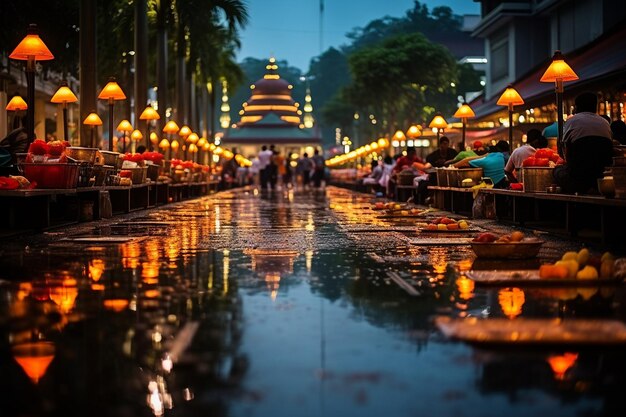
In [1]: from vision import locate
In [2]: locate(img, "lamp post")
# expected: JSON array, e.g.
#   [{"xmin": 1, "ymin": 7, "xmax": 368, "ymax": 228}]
[
  {"xmin": 9, "ymin": 24, "xmax": 54, "ymax": 142},
  {"xmin": 83, "ymin": 112, "xmax": 103, "ymax": 148},
  {"xmin": 50, "ymin": 82, "xmax": 78, "ymax": 143},
  {"xmin": 197, "ymin": 137, "xmax": 207, "ymax": 164},
  {"xmin": 178, "ymin": 125, "xmax": 191, "ymax": 159},
  {"xmin": 496, "ymin": 85, "xmax": 524, "ymax": 151},
  {"xmin": 5, "ymin": 95, "xmax": 28, "ymax": 130},
  {"xmin": 406, "ymin": 124, "xmax": 423, "ymax": 158},
  {"xmin": 453, "ymin": 103, "xmax": 475, "ymax": 150},
  {"xmin": 186, "ymin": 132, "xmax": 199, "ymax": 161},
  {"xmin": 158, "ymin": 138, "xmax": 170, "ymax": 157},
  {"xmin": 130, "ymin": 130, "xmax": 143, "ymax": 153},
  {"xmin": 170, "ymin": 139, "xmax": 180, "ymax": 159},
  {"xmin": 139, "ymin": 104, "xmax": 160, "ymax": 150},
  {"xmin": 97, "ymin": 78, "xmax": 126, "ymax": 151},
  {"xmin": 162, "ymin": 120, "xmax": 179, "ymax": 159},
  {"xmin": 117, "ymin": 120, "xmax": 133, "ymax": 153},
  {"xmin": 429, "ymin": 114, "xmax": 448, "ymax": 142},
  {"xmin": 540, "ymin": 51, "xmax": 579, "ymax": 156}
]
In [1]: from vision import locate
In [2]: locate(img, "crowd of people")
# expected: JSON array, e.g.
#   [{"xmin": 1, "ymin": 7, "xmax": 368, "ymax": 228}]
[{"xmin": 232, "ymin": 145, "xmax": 328, "ymax": 191}]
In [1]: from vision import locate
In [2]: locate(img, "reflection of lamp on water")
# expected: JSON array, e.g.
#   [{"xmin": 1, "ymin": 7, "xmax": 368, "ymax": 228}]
[
  {"xmin": 49, "ymin": 277, "xmax": 78, "ymax": 314},
  {"xmin": 12, "ymin": 341, "xmax": 55, "ymax": 384},
  {"xmin": 547, "ymin": 352, "xmax": 578, "ymax": 380},
  {"xmin": 496, "ymin": 85, "xmax": 524, "ymax": 151},
  {"xmin": 498, "ymin": 287, "xmax": 525, "ymax": 319},
  {"xmin": 89, "ymin": 258, "xmax": 105, "ymax": 281},
  {"xmin": 9, "ymin": 24, "xmax": 54, "ymax": 141},
  {"xmin": 540, "ymin": 51, "xmax": 578, "ymax": 155},
  {"xmin": 103, "ymin": 299, "xmax": 129, "ymax": 312},
  {"xmin": 83, "ymin": 111, "xmax": 103, "ymax": 148},
  {"xmin": 50, "ymin": 82, "xmax": 78, "ymax": 142},
  {"xmin": 455, "ymin": 276, "xmax": 475, "ymax": 301}
]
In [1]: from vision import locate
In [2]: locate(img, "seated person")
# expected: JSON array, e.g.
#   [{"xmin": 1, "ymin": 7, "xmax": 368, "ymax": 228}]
[
  {"xmin": 445, "ymin": 140, "xmax": 485, "ymax": 165},
  {"xmin": 553, "ymin": 92, "xmax": 614, "ymax": 194},
  {"xmin": 504, "ymin": 129, "xmax": 547, "ymax": 182},
  {"xmin": 426, "ymin": 136, "xmax": 457, "ymax": 167},
  {"xmin": 495, "ymin": 140, "xmax": 510, "ymax": 163},
  {"xmin": 454, "ymin": 146, "xmax": 507, "ymax": 188},
  {"xmin": 363, "ymin": 160, "xmax": 383, "ymax": 185},
  {"xmin": 392, "ymin": 147, "xmax": 431, "ymax": 173}
]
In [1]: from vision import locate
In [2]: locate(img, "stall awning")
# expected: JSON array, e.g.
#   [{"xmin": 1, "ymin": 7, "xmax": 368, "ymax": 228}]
[{"xmin": 470, "ymin": 25, "xmax": 626, "ymax": 120}]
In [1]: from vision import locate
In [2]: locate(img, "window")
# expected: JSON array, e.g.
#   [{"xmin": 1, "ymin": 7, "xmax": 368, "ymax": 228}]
[{"xmin": 490, "ymin": 32, "xmax": 509, "ymax": 81}]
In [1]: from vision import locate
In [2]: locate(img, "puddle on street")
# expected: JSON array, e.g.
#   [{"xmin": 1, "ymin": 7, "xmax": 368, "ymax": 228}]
[{"xmin": 0, "ymin": 187, "xmax": 625, "ymax": 417}]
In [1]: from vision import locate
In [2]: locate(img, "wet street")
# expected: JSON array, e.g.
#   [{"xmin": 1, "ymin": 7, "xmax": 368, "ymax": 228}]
[{"xmin": 1, "ymin": 186, "xmax": 626, "ymax": 417}]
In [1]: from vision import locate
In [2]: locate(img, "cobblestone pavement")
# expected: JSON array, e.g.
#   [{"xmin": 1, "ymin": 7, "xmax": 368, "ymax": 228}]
[{"xmin": 0, "ymin": 186, "xmax": 625, "ymax": 417}]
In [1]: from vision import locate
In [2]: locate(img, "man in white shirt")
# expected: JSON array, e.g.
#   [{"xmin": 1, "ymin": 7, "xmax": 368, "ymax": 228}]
[
  {"xmin": 554, "ymin": 92, "xmax": 614, "ymax": 193},
  {"xmin": 257, "ymin": 145, "xmax": 273, "ymax": 189},
  {"xmin": 504, "ymin": 129, "xmax": 547, "ymax": 182}
]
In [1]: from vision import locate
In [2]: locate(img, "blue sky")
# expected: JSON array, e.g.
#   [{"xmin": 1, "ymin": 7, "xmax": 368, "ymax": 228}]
[{"xmin": 237, "ymin": 0, "xmax": 481, "ymax": 71}]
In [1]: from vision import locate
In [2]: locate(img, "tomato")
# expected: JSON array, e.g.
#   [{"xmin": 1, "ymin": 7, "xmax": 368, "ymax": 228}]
[
  {"xmin": 0, "ymin": 177, "xmax": 20, "ymax": 190},
  {"xmin": 119, "ymin": 170, "xmax": 132, "ymax": 178},
  {"xmin": 535, "ymin": 149, "xmax": 553, "ymax": 159},
  {"xmin": 473, "ymin": 232, "xmax": 497, "ymax": 243},
  {"xmin": 522, "ymin": 157, "xmax": 536, "ymax": 167},
  {"xmin": 534, "ymin": 158, "xmax": 550, "ymax": 167},
  {"xmin": 556, "ymin": 157, "xmax": 565, "ymax": 165},
  {"xmin": 548, "ymin": 153, "xmax": 560, "ymax": 163},
  {"xmin": 47, "ymin": 140, "xmax": 66, "ymax": 156},
  {"xmin": 28, "ymin": 139, "xmax": 49, "ymax": 156}
]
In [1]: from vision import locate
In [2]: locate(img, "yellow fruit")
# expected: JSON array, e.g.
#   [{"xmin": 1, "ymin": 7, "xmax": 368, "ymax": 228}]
[
  {"xmin": 577, "ymin": 248, "xmax": 590, "ymax": 266},
  {"xmin": 600, "ymin": 259, "xmax": 614, "ymax": 279},
  {"xmin": 394, "ymin": 204, "xmax": 402, "ymax": 210},
  {"xmin": 562, "ymin": 251, "xmax": 578, "ymax": 261},
  {"xmin": 459, "ymin": 221, "xmax": 469, "ymax": 229},
  {"xmin": 401, "ymin": 210, "xmax": 409, "ymax": 216},
  {"xmin": 601, "ymin": 252, "xmax": 615, "ymax": 263},
  {"xmin": 510, "ymin": 231, "xmax": 524, "ymax": 242},
  {"xmin": 555, "ymin": 260, "xmax": 579, "ymax": 279},
  {"xmin": 576, "ymin": 265, "xmax": 599, "ymax": 280},
  {"xmin": 437, "ymin": 224, "xmax": 447, "ymax": 230}
]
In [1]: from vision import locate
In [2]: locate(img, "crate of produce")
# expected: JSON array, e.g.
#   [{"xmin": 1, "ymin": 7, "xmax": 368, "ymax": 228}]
[
  {"xmin": 449, "ymin": 168, "xmax": 482, "ymax": 187},
  {"xmin": 521, "ymin": 167, "xmax": 554, "ymax": 192},
  {"xmin": 21, "ymin": 163, "xmax": 79, "ymax": 189}
]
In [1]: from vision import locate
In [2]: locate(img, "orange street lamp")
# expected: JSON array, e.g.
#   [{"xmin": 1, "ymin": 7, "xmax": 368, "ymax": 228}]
[
  {"xmin": 170, "ymin": 139, "xmax": 180, "ymax": 158},
  {"xmin": 406, "ymin": 125, "xmax": 422, "ymax": 139},
  {"xmin": 117, "ymin": 120, "xmax": 133, "ymax": 153},
  {"xmin": 453, "ymin": 103, "xmax": 475, "ymax": 150},
  {"xmin": 83, "ymin": 112, "xmax": 103, "ymax": 148},
  {"xmin": 50, "ymin": 82, "xmax": 78, "ymax": 143},
  {"xmin": 130, "ymin": 129, "xmax": 143, "ymax": 153},
  {"xmin": 139, "ymin": 105, "xmax": 160, "ymax": 150},
  {"xmin": 6, "ymin": 95, "xmax": 28, "ymax": 130},
  {"xmin": 98, "ymin": 78, "xmax": 126, "ymax": 151},
  {"xmin": 496, "ymin": 85, "xmax": 524, "ymax": 151},
  {"xmin": 10, "ymin": 24, "xmax": 54, "ymax": 142},
  {"xmin": 178, "ymin": 125, "xmax": 191, "ymax": 159},
  {"xmin": 540, "ymin": 51, "xmax": 579, "ymax": 155},
  {"xmin": 429, "ymin": 114, "xmax": 448, "ymax": 141}
]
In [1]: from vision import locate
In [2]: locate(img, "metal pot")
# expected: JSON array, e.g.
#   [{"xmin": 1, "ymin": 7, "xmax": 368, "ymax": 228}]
[
  {"xmin": 66, "ymin": 147, "xmax": 99, "ymax": 164},
  {"xmin": 100, "ymin": 151, "xmax": 122, "ymax": 170}
]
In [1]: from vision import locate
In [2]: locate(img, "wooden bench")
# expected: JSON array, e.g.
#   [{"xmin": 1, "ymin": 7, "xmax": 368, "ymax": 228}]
[{"xmin": 480, "ymin": 188, "xmax": 626, "ymax": 245}]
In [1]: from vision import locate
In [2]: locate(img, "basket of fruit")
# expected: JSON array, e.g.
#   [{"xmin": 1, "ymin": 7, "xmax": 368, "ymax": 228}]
[
  {"xmin": 422, "ymin": 216, "xmax": 471, "ymax": 232},
  {"xmin": 470, "ymin": 232, "xmax": 544, "ymax": 259}
]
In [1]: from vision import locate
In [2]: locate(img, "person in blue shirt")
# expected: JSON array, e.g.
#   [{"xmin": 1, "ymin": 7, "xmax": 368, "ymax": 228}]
[{"xmin": 453, "ymin": 147, "xmax": 507, "ymax": 188}]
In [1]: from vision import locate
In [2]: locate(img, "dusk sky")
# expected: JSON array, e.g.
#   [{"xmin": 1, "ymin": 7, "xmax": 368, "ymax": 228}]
[{"xmin": 237, "ymin": 0, "xmax": 481, "ymax": 71}]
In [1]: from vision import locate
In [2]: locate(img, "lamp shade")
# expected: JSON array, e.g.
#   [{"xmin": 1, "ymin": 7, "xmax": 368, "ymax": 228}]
[
  {"xmin": 188, "ymin": 143, "xmax": 198, "ymax": 153},
  {"xmin": 50, "ymin": 83, "xmax": 78, "ymax": 104},
  {"xmin": 83, "ymin": 112, "xmax": 103, "ymax": 126},
  {"xmin": 393, "ymin": 130, "xmax": 406, "ymax": 141},
  {"xmin": 453, "ymin": 103, "xmax": 475, "ymax": 119},
  {"xmin": 98, "ymin": 78, "xmax": 126, "ymax": 101},
  {"xmin": 170, "ymin": 140, "xmax": 180, "ymax": 150},
  {"xmin": 197, "ymin": 137, "xmax": 208, "ymax": 147},
  {"xmin": 6, "ymin": 95, "xmax": 28, "ymax": 111},
  {"xmin": 139, "ymin": 105, "xmax": 160, "ymax": 121},
  {"xmin": 406, "ymin": 125, "xmax": 422, "ymax": 138},
  {"xmin": 159, "ymin": 139, "xmax": 170, "ymax": 149},
  {"xmin": 162, "ymin": 120, "xmax": 180, "ymax": 134},
  {"xmin": 9, "ymin": 25, "xmax": 54, "ymax": 61},
  {"xmin": 496, "ymin": 85, "xmax": 525, "ymax": 106},
  {"xmin": 130, "ymin": 130, "xmax": 143, "ymax": 141},
  {"xmin": 429, "ymin": 114, "xmax": 448, "ymax": 129},
  {"xmin": 186, "ymin": 132, "xmax": 199, "ymax": 143},
  {"xmin": 149, "ymin": 132, "xmax": 159, "ymax": 144},
  {"xmin": 117, "ymin": 120, "xmax": 133, "ymax": 132},
  {"xmin": 178, "ymin": 125, "xmax": 192, "ymax": 137},
  {"xmin": 540, "ymin": 51, "xmax": 579, "ymax": 83}
]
